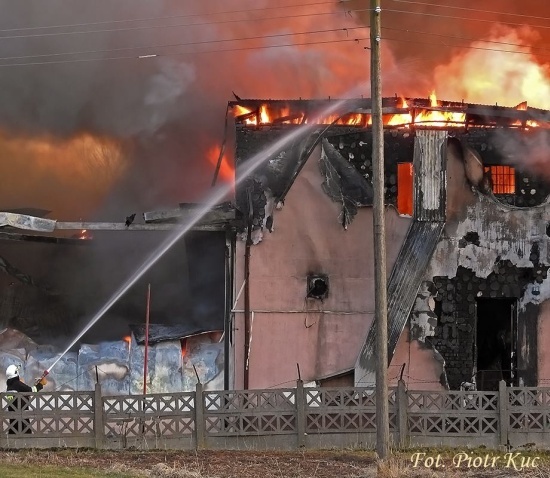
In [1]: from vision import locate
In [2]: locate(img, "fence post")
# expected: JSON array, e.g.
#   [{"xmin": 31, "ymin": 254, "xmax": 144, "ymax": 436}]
[
  {"xmin": 94, "ymin": 383, "xmax": 104, "ymax": 449},
  {"xmin": 195, "ymin": 382, "xmax": 206, "ymax": 449},
  {"xmin": 296, "ymin": 380, "xmax": 306, "ymax": 448},
  {"xmin": 397, "ymin": 380, "xmax": 408, "ymax": 449},
  {"xmin": 498, "ymin": 380, "xmax": 508, "ymax": 448}
]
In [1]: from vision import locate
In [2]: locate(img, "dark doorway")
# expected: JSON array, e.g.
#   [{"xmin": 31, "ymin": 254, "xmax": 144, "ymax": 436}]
[{"xmin": 475, "ymin": 298, "xmax": 517, "ymax": 390}]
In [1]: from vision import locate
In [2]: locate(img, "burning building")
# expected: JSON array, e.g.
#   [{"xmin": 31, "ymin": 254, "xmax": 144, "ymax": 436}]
[
  {"xmin": 0, "ymin": 216, "xmax": 228, "ymax": 393},
  {"xmin": 228, "ymin": 95, "xmax": 550, "ymax": 392}
]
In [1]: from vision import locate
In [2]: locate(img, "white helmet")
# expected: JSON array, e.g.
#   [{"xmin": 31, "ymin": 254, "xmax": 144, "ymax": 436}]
[{"xmin": 6, "ymin": 364, "xmax": 19, "ymax": 380}]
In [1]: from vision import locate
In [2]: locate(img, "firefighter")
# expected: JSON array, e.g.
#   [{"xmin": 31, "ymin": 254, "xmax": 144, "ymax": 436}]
[{"xmin": 5, "ymin": 364, "xmax": 47, "ymax": 434}]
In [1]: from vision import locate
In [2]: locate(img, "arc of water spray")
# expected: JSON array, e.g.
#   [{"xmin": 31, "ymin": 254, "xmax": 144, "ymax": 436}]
[{"xmin": 47, "ymin": 85, "xmax": 368, "ymax": 373}]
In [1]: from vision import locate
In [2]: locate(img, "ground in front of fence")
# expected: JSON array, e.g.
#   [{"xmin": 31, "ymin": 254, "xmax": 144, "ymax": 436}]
[{"xmin": 0, "ymin": 448, "xmax": 548, "ymax": 477}]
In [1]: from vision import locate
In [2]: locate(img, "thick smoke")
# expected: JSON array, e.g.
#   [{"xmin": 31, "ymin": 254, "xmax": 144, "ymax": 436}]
[
  {"xmin": 0, "ymin": 0, "xmax": 369, "ymax": 343},
  {"xmin": 0, "ymin": 0, "xmax": 371, "ymax": 216},
  {"xmin": 2, "ymin": 0, "xmax": 550, "ymax": 344},
  {"xmin": 492, "ymin": 129, "xmax": 550, "ymax": 181},
  {"xmin": 343, "ymin": 0, "xmax": 550, "ymax": 102}
]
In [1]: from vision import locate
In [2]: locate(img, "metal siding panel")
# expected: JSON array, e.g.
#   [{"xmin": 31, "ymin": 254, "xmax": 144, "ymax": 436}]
[
  {"xmin": 355, "ymin": 129, "xmax": 447, "ymax": 386},
  {"xmin": 355, "ymin": 221, "xmax": 444, "ymax": 385},
  {"xmin": 414, "ymin": 130, "xmax": 447, "ymax": 222}
]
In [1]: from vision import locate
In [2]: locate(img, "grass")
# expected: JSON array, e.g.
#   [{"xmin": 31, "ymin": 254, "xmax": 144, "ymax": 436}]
[
  {"xmin": 1, "ymin": 447, "xmax": 550, "ymax": 477},
  {"xmin": 0, "ymin": 463, "xmax": 139, "ymax": 478}
]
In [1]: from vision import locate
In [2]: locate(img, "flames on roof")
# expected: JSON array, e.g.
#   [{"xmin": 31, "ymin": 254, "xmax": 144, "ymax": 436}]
[{"xmin": 230, "ymin": 93, "xmax": 550, "ymax": 129}]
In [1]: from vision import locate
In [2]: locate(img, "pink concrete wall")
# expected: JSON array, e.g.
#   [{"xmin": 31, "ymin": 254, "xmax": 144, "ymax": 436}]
[
  {"xmin": 391, "ymin": 327, "xmax": 446, "ymax": 391},
  {"xmin": 232, "ymin": 147, "xmax": 414, "ymax": 389}
]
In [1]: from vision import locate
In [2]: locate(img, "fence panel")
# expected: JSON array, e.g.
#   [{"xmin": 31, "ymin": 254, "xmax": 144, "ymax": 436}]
[
  {"xmin": 507, "ymin": 387, "xmax": 550, "ymax": 448},
  {"xmin": 407, "ymin": 390, "xmax": 499, "ymax": 445},
  {"xmin": 103, "ymin": 392, "xmax": 195, "ymax": 446},
  {"xmin": 203, "ymin": 389, "xmax": 297, "ymax": 437},
  {"xmin": 5, "ymin": 384, "xmax": 550, "ymax": 450},
  {"xmin": 305, "ymin": 387, "xmax": 398, "ymax": 434},
  {"xmin": 0, "ymin": 391, "xmax": 95, "ymax": 446}
]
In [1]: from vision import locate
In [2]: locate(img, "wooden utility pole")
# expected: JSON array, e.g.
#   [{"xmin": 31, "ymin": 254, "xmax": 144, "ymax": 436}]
[
  {"xmin": 370, "ymin": 0, "xmax": 390, "ymax": 459},
  {"xmin": 143, "ymin": 284, "xmax": 151, "ymax": 395}
]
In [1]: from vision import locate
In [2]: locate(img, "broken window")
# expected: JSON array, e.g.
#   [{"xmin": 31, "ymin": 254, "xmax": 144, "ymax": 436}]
[
  {"xmin": 475, "ymin": 298, "xmax": 517, "ymax": 391},
  {"xmin": 397, "ymin": 162, "xmax": 413, "ymax": 216},
  {"xmin": 484, "ymin": 165, "xmax": 516, "ymax": 194}
]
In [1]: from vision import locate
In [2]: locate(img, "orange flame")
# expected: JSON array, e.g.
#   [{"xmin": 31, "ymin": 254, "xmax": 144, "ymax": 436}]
[
  {"xmin": 78, "ymin": 229, "xmax": 93, "ymax": 240},
  {"xmin": 232, "ymin": 89, "xmax": 550, "ymax": 129},
  {"xmin": 234, "ymin": 92, "xmax": 469, "ymax": 129},
  {"xmin": 511, "ymin": 102, "xmax": 539, "ymax": 127},
  {"xmin": 207, "ymin": 145, "xmax": 234, "ymax": 184},
  {"xmin": 71, "ymin": 228, "xmax": 93, "ymax": 240},
  {"xmin": 122, "ymin": 336, "xmax": 131, "ymax": 345},
  {"xmin": 387, "ymin": 92, "xmax": 466, "ymax": 127}
]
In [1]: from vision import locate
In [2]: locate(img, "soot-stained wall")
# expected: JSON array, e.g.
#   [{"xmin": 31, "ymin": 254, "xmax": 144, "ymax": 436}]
[
  {"xmin": 232, "ymin": 124, "xmax": 413, "ymax": 389},
  {"xmin": 430, "ymin": 258, "xmax": 545, "ymax": 389},
  {"xmin": 422, "ymin": 128, "xmax": 550, "ymax": 390},
  {"xmin": 234, "ymin": 126, "xmax": 416, "ymax": 242},
  {"xmin": 461, "ymin": 129, "xmax": 550, "ymax": 208},
  {"xmin": 235, "ymin": 122, "xmax": 550, "ymax": 391},
  {"xmin": 324, "ymin": 129, "xmax": 415, "ymax": 206}
]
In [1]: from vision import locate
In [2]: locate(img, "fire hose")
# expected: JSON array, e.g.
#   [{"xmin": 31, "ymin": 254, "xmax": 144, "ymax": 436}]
[{"xmin": 35, "ymin": 369, "xmax": 49, "ymax": 387}]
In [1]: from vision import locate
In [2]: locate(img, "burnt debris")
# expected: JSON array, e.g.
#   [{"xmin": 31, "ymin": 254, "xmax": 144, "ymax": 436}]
[
  {"xmin": 431, "ymin": 258, "xmax": 547, "ymax": 390},
  {"xmin": 125, "ymin": 213, "xmax": 136, "ymax": 227},
  {"xmin": 319, "ymin": 138, "xmax": 373, "ymax": 228},
  {"xmin": 458, "ymin": 232, "xmax": 481, "ymax": 248}
]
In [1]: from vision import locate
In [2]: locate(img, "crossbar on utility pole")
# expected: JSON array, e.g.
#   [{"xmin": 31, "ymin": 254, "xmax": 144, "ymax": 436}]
[{"xmin": 371, "ymin": 0, "xmax": 390, "ymax": 459}]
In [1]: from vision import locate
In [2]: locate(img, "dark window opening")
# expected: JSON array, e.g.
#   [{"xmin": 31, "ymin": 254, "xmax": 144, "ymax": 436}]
[
  {"xmin": 475, "ymin": 298, "xmax": 517, "ymax": 391},
  {"xmin": 307, "ymin": 274, "xmax": 329, "ymax": 300},
  {"xmin": 484, "ymin": 165, "xmax": 516, "ymax": 194}
]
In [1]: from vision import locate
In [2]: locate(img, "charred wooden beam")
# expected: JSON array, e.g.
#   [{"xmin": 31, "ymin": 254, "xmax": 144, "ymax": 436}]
[
  {"xmin": 229, "ymin": 98, "xmax": 550, "ymax": 127},
  {"xmin": 144, "ymin": 202, "xmax": 236, "ymax": 225},
  {"xmin": 55, "ymin": 222, "xmax": 232, "ymax": 231},
  {"xmin": 0, "ymin": 231, "xmax": 91, "ymax": 245},
  {"xmin": 273, "ymin": 114, "xmax": 305, "ymax": 124},
  {"xmin": 234, "ymin": 110, "xmax": 259, "ymax": 123}
]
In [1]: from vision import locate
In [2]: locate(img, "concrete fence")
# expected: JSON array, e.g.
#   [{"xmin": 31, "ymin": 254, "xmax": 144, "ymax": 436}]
[{"xmin": 0, "ymin": 380, "xmax": 548, "ymax": 450}]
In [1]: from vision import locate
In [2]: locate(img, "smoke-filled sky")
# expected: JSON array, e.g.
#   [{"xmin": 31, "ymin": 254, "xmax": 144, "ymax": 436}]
[
  {"xmin": 1, "ymin": 0, "xmax": 550, "ymax": 344},
  {"xmin": 0, "ymin": 0, "xmax": 548, "ymax": 218}
]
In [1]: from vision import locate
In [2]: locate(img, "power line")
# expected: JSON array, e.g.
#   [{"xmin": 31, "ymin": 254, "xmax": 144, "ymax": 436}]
[
  {"xmin": 0, "ymin": 26, "xmax": 366, "ymax": 63},
  {"xmin": 388, "ymin": 0, "xmax": 550, "ymax": 23},
  {"xmin": 1, "ymin": 21, "xmax": 548, "ymax": 66},
  {"xmin": 381, "ymin": 26, "xmax": 550, "ymax": 56},
  {"xmin": 1, "ymin": 11, "xmax": 549, "ymax": 68},
  {"xmin": 0, "ymin": 1, "xmax": 335, "ymax": 33},
  {"xmin": 385, "ymin": 8, "xmax": 550, "ymax": 31},
  {"xmin": 0, "ymin": 28, "xmax": 548, "ymax": 69},
  {"xmin": 0, "ymin": 5, "xmax": 365, "ymax": 40},
  {"xmin": 3, "ymin": 0, "xmax": 549, "ymax": 37},
  {"xmin": 382, "ymin": 34, "xmax": 550, "ymax": 60},
  {"xmin": 0, "ymin": 36, "xmax": 370, "ymax": 68}
]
